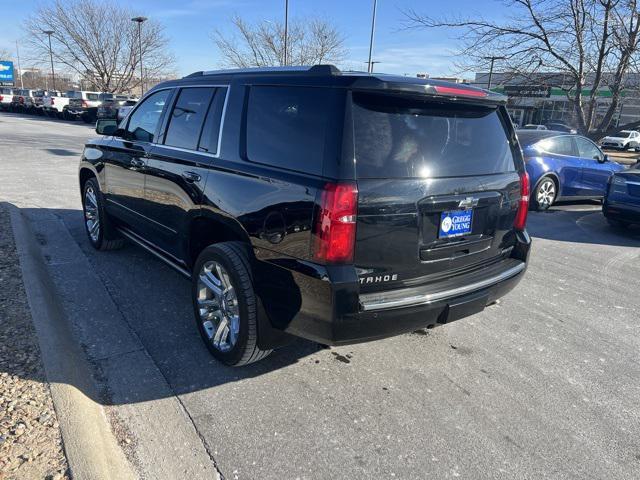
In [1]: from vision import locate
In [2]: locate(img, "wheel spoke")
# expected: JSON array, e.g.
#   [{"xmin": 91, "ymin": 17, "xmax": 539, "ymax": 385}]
[
  {"xmin": 213, "ymin": 317, "xmax": 229, "ymax": 348},
  {"xmin": 200, "ymin": 271, "xmax": 222, "ymax": 298}
]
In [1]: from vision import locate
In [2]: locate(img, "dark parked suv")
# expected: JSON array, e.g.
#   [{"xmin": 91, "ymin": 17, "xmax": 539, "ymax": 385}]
[{"xmin": 79, "ymin": 65, "xmax": 531, "ymax": 366}]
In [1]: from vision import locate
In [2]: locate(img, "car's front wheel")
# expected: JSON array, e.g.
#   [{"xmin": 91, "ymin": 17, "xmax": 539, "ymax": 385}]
[
  {"xmin": 531, "ymin": 177, "xmax": 557, "ymax": 211},
  {"xmin": 82, "ymin": 178, "xmax": 124, "ymax": 251},
  {"xmin": 192, "ymin": 242, "xmax": 272, "ymax": 366}
]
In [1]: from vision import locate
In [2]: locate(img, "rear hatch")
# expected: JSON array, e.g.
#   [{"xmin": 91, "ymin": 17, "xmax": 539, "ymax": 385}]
[{"xmin": 351, "ymin": 91, "xmax": 523, "ymax": 293}]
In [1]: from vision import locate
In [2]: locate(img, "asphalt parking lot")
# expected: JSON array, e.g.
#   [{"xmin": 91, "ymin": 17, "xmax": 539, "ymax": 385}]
[{"xmin": 1, "ymin": 112, "xmax": 640, "ymax": 479}]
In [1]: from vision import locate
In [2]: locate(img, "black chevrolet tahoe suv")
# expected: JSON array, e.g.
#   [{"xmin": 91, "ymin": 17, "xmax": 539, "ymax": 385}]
[{"xmin": 79, "ymin": 65, "xmax": 531, "ymax": 366}]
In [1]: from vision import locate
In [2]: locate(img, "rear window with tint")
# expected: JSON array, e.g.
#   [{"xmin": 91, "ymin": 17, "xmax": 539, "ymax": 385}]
[
  {"xmin": 352, "ymin": 93, "xmax": 516, "ymax": 178},
  {"xmin": 87, "ymin": 93, "xmax": 99, "ymax": 101}
]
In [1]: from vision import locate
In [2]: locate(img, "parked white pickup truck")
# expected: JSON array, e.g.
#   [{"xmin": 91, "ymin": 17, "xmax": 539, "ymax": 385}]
[
  {"xmin": 0, "ymin": 87, "xmax": 16, "ymax": 110},
  {"xmin": 33, "ymin": 90, "xmax": 62, "ymax": 115},
  {"xmin": 42, "ymin": 91, "xmax": 71, "ymax": 118},
  {"xmin": 65, "ymin": 91, "xmax": 101, "ymax": 121}
]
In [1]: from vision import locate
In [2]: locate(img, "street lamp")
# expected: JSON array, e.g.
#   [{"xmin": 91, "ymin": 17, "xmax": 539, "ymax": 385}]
[
  {"xmin": 483, "ymin": 56, "xmax": 506, "ymax": 89},
  {"xmin": 367, "ymin": 0, "xmax": 378, "ymax": 73},
  {"xmin": 131, "ymin": 16, "xmax": 148, "ymax": 95},
  {"xmin": 43, "ymin": 30, "xmax": 56, "ymax": 91}
]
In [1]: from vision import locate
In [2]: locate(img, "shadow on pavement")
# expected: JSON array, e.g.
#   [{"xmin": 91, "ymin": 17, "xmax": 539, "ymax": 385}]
[{"xmin": 5, "ymin": 203, "xmax": 321, "ymax": 407}]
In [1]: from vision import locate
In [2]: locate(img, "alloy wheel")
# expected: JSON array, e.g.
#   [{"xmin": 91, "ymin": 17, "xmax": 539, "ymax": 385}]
[
  {"xmin": 84, "ymin": 186, "xmax": 100, "ymax": 243},
  {"xmin": 536, "ymin": 179, "xmax": 556, "ymax": 208},
  {"xmin": 197, "ymin": 261, "xmax": 240, "ymax": 352}
]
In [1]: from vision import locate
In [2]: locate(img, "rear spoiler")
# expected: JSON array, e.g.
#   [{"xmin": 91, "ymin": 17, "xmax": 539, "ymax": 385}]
[{"xmin": 350, "ymin": 78, "xmax": 507, "ymax": 106}]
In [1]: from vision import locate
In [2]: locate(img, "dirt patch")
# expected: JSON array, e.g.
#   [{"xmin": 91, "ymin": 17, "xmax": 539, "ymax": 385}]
[{"xmin": 0, "ymin": 205, "xmax": 69, "ymax": 480}]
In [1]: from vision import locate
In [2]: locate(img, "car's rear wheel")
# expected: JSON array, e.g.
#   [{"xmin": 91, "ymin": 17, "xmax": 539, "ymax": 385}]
[
  {"xmin": 192, "ymin": 242, "xmax": 272, "ymax": 367},
  {"xmin": 82, "ymin": 178, "xmax": 124, "ymax": 251},
  {"xmin": 532, "ymin": 177, "xmax": 557, "ymax": 211}
]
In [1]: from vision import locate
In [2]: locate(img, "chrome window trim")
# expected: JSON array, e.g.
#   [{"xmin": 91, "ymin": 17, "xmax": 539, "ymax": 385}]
[{"xmin": 159, "ymin": 84, "xmax": 230, "ymax": 159}]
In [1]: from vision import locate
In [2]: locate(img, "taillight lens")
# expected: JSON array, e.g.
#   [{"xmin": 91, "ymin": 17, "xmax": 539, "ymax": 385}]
[
  {"xmin": 514, "ymin": 172, "xmax": 530, "ymax": 231},
  {"xmin": 50, "ymin": 97, "xmax": 55, "ymax": 105},
  {"xmin": 312, "ymin": 182, "xmax": 358, "ymax": 263}
]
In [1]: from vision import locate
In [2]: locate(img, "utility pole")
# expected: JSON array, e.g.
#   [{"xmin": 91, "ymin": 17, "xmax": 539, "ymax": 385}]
[
  {"xmin": 15, "ymin": 40, "xmax": 24, "ymax": 89},
  {"xmin": 43, "ymin": 30, "xmax": 56, "ymax": 91},
  {"xmin": 367, "ymin": 0, "xmax": 378, "ymax": 73},
  {"xmin": 364, "ymin": 61, "xmax": 381, "ymax": 73},
  {"xmin": 484, "ymin": 56, "xmax": 506, "ymax": 89},
  {"xmin": 131, "ymin": 16, "xmax": 148, "ymax": 95},
  {"xmin": 283, "ymin": 0, "xmax": 289, "ymax": 66}
]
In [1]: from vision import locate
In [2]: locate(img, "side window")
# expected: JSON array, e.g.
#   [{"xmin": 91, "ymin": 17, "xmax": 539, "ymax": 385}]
[
  {"xmin": 575, "ymin": 137, "xmax": 603, "ymax": 161},
  {"xmin": 198, "ymin": 87, "xmax": 227, "ymax": 154},
  {"xmin": 246, "ymin": 86, "xmax": 332, "ymax": 175},
  {"xmin": 164, "ymin": 87, "xmax": 215, "ymax": 150},
  {"xmin": 126, "ymin": 89, "xmax": 171, "ymax": 143},
  {"xmin": 546, "ymin": 136, "xmax": 575, "ymax": 156}
]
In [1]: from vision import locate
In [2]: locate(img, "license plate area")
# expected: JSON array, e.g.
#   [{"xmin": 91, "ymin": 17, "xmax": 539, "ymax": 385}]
[{"xmin": 439, "ymin": 209, "xmax": 473, "ymax": 238}]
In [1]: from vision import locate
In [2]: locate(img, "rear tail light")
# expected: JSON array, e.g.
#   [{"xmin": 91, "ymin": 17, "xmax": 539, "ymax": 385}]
[
  {"xmin": 312, "ymin": 182, "xmax": 358, "ymax": 263},
  {"xmin": 0, "ymin": 95, "xmax": 3, "ymax": 102},
  {"xmin": 50, "ymin": 97, "xmax": 55, "ymax": 105},
  {"xmin": 514, "ymin": 172, "xmax": 530, "ymax": 231}
]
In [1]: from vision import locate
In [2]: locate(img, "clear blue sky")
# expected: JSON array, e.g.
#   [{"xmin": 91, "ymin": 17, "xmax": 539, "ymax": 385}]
[{"xmin": 0, "ymin": 0, "xmax": 506, "ymax": 78}]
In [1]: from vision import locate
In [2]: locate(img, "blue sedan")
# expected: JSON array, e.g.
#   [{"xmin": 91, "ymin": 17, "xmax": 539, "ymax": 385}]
[
  {"xmin": 517, "ymin": 130, "xmax": 626, "ymax": 210},
  {"xmin": 603, "ymin": 164, "xmax": 640, "ymax": 227}
]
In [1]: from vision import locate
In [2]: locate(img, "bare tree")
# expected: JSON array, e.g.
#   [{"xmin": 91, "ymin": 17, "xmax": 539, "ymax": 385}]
[
  {"xmin": 24, "ymin": 0, "xmax": 174, "ymax": 93},
  {"xmin": 213, "ymin": 15, "xmax": 347, "ymax": 68},
  {"xmin": 0, "ymin": 48, "xmax": 12, "ymax": 61},
  {"xmin": 404, "ymin": 0, "xmax": 640, "ymax": 136}
]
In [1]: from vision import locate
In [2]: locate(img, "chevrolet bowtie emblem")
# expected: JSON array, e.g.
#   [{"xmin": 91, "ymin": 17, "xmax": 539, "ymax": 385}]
[{"xmin": 458, "ymin": 197, "xmax": 479, "ymax": 208}]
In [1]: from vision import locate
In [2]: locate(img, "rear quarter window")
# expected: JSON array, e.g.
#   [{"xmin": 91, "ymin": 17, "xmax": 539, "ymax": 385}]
[
  {"xmin": 352, "ymin": 92, "xmax": 516, "ymax": 178},
  {"xmin": 246, "ymin": 86, "xmax": 334, "ymax": 176}
]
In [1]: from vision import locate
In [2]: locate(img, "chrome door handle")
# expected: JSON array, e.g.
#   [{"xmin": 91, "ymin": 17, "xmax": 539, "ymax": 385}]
[{"xmin": 182, "ymin": 171, "xmax": 201, "ymax": 183}]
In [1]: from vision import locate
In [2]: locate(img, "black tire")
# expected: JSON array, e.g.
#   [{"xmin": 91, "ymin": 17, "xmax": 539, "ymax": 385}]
[
  {"xmin": 192, "ymin": 242, "xmax": 272, "ymax": 366},
  {"xmin": 81, "ymin": 178, "xmax": 125, "ymax": 251},
  {"xmin": 531, "ymin": 176, "xmax": 558, "ymax": 211}
]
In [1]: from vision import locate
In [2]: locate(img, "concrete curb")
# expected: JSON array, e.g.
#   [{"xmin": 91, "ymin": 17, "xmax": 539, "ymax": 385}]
[{"xmin": 9, "ymin": 205, "xmax": 136, "ymax": 480}]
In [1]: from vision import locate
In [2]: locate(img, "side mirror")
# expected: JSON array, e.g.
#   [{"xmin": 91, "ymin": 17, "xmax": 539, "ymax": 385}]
[
  {"xmin": 598, "ymin": 154, "xmax": 609, "ymax": 163},
  {"xmin": 95, "ymin": 118, "xmax": 118, "ymax": 136}
]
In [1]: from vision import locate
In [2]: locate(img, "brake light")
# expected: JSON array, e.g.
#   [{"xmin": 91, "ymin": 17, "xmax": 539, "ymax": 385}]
[
  {"xmin": 0, "ymin": 95, "xmax": 3, "ymax": 102},
  {"xmin": 514, "ymin": 172, "xmax": 530, "ymax": 231},
  {"xmin": 433, "ymin": 85, "xmax": 488, "ymax": 98},
  {"xmin": 312, "ymin": 182, "xmax": 358, "ymax": 263},
  {"xmin": 50, "ymin": 97, "xmax": 55, "ymax": 105}
]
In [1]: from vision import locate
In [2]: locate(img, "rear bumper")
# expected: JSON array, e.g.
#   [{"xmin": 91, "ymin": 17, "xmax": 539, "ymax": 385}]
[
  {"xmin": 261, "ymin": 231, "xmax": 531, "ymax": 346},
  {"xmin": 603, "ymin": 200, "xmax": 640, "ymax": 224}
]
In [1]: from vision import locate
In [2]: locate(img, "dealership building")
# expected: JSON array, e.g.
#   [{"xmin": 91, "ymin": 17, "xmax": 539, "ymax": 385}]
[{"xmin": 471, "ymin": 72, "xmax": 640, "ymax": 129}]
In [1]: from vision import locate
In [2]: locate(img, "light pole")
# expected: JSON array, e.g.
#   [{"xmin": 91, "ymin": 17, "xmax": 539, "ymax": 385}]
[
  {"xmin": 364, "ymin": 61, "xmax": 381, "ymax": 73},
  {"xmin": 131, "ymin": 16, "xmax": 148, "ymax": 95},
  {"xmin": 43, "ymin": 30, "xmax": 56, "ymax": 91},
  {"xmin": 283, "ymin": 0, "xmax": 289, "ymax": 66},
  {"xmin": 15, "ymin": 40, "xmax": 23, "ymax": 89},
  {"xmin": 367, "ymin": 0, "xmax": 378, "ymax": 73},
  {"xmin": 484, "ymin": 55, "xmax": 506, "ymax": 89}
]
